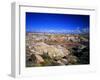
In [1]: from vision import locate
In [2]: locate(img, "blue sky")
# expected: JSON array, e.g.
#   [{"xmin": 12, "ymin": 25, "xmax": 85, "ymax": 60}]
[{"xmin": 26, "ymin": 12, "xmax": 89, "ymax": 33}]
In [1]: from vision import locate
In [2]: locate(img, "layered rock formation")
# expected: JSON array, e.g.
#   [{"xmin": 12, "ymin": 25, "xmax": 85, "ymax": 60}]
[
  {"xmin": 26, "ymin": 42, "xmax": 78, "ymax": 67},
  {"xmin": 26, "ymin": 32, "xmax": 89, "ymax": 67}
]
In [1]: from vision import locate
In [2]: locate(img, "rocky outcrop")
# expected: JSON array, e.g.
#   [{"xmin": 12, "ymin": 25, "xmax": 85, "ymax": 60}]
[
  {"xmin": 26, "ymin": 41, "xmax": 79, "ymax": 66},
  {"xmin": 30, "ymin": 42, "xmax": 70, "ymax": 58},
  {"xmin": 26, "ymin": 32, "xmax": 89, "ymax": 67}
]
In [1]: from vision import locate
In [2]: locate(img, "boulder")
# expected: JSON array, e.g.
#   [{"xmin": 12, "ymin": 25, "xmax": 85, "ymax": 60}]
[
  {"xmin": 61, "ymin": 59, "xmax": 68, "ymax": 65},
  {"xmin": 56, "ymin": 60, "xmax": 65, "ymax": 65},
  {"xmin": 31, "ymin": 54, "xmax": 44, "ymax": 64},
  {"xmin": 67, "ymin": 55, "xmax": 78, "ymax": 64}
]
